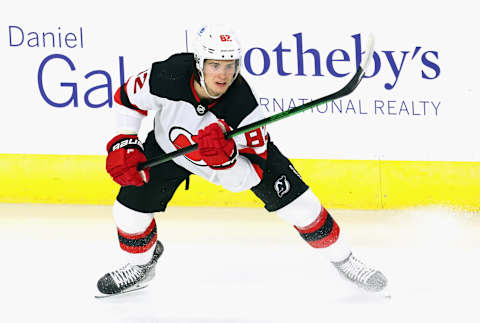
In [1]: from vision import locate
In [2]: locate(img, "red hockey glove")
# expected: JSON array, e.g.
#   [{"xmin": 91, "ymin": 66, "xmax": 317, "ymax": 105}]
[
  {"xmin": 192, "ymin": 120, "xmax": 237, "ymax": 169},
  {"xmin": 106, "ymin": 134, "xmax": 150, "ymax": 187}
]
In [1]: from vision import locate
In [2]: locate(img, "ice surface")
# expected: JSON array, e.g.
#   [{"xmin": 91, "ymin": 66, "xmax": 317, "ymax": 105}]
[{"xmin": 0, "ymin": 204, "xmax": 478, "ymax": 323}]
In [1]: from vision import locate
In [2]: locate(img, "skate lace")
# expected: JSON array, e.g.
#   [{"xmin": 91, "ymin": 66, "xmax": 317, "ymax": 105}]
[
  {"xmin": 110, "ymin": 264, "xmax": 144, "ymax": 288},
  {"xmin": 338, "ymin": 256, "xmax": 376, "ymax": 283}
]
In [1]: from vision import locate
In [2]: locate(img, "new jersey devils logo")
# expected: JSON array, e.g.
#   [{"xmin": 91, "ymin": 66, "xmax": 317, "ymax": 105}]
[
  {"xmin": 274, "ymin": 175, "xmax": 290, "ymax": 198},
  {"xmin": 169, "ymin": 127, "xmax": 206, "ymax": 166}
]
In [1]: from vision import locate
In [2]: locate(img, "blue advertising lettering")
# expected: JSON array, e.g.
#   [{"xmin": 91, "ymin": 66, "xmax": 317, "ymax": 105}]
[
  {"xmin": 37, "ymin": 54, "xmax": 125, "ymax": 108},
  {"xmin": 240, "ymin": 33, "xmax": 440, "ymax": 90},
  {"xmin": 9, "ymin": 25, "xmax": 84, "ymax": 48}
]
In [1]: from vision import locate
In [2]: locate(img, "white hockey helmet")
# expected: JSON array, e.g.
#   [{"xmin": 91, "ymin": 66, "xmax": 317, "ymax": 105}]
[{"xmin": 193, "ymin": 25, "xmax": 242, "ymax": 98}]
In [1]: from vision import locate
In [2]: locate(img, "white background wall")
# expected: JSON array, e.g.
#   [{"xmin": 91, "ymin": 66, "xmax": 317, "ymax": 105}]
[{"xmin": 1, "ymin": 0, "xmax": 478, "ymax": 161}]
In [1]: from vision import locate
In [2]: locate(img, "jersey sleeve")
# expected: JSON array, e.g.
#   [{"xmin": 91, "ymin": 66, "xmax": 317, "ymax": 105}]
[{"xmin": 113, "ymin": 68, "xmax": 163, "ymax": 134}]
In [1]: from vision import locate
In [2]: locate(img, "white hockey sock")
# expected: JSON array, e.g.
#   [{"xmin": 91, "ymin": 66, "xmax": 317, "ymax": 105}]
[{"xmin": 112, "ymin": 200, "xmax": 157, "ymax": 266}]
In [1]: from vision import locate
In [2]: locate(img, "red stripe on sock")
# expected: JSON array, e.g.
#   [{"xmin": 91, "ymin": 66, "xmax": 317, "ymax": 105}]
[
  {"xmin": 308, "ymin": 221, "xmax": 340, "ymax": 248},
  {"xmin": 117, "ymin": 218, "xmax": 157, "ymax": 254},
  {"xmin": 294, "ymin": 207, "xmax": 328, "ymax": 234},
  {"xmin": 294, "ymin": 208, "xmax": 340, "ymax": 248},
  {"xmin": 118, "ymin": 218, "xmax": 156, "ymax": 240},
  {"xmin": 120, "ymin": 233, "xmax": 157, "ymax": 254}
]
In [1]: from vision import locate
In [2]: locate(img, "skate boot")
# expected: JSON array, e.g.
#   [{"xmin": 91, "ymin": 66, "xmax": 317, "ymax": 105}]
[
  {"xmin": 331, "ymin": 252, "xmax": 387, "ymax": 292},
  {"xmin": 97, "ymin": 240, "xmax": 164, "ymax": 296}
]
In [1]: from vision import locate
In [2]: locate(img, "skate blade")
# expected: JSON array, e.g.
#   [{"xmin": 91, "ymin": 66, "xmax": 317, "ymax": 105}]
[{"xmin": 94, "ymin": 284, "xmax": 148, "ymax": 298}]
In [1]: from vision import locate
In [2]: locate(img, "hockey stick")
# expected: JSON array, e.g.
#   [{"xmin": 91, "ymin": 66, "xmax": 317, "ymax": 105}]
[{"xmin": 138, "ymin": 34, "xmax": 375, "ymax": 170}]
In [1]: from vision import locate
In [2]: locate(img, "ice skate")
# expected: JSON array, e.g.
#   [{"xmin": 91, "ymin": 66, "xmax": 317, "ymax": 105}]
[
  {"xmin": 96, "ymin": 241, "xmax": 164, "ymax": 297},
  {"xmin": 331, "ymin": 252, "xmax": 387, "ymax": 292}
]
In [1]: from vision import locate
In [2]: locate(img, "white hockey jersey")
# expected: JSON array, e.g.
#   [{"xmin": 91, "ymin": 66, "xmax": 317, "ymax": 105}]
[{"xmin": 113, "ymin": 53, "xmax": 268, "ymax": 192}]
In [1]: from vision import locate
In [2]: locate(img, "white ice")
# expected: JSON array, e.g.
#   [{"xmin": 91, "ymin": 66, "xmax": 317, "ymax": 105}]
[{"xmin": 1, "ymin": 204, "xmax": 479, "ymax": 323}]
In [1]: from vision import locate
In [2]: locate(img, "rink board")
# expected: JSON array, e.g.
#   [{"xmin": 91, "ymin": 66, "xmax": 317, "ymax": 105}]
[{"xmin": 1, "ymin": 153, "xmax": 479, "ymax": 210}]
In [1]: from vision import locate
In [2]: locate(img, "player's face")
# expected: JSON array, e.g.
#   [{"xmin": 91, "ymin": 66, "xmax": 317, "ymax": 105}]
[{"xmin": 203, "ymin": 59, "xmax": 237, "ymax": 97}]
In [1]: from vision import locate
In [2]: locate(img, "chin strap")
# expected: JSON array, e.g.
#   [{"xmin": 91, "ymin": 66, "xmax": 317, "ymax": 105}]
[{"xmin": 199, "ymin": 77, "xmax": 222, "ymax": 99}]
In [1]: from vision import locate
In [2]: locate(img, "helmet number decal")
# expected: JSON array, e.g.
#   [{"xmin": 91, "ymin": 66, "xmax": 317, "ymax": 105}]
[{"xmin": 219, "ymin": 35, "xmax": 231, "ymax": 42}]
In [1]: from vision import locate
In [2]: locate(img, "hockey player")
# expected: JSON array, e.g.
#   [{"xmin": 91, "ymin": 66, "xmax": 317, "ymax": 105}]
[{"xmin": 97, "ymin": 25, "xmax": 387, "ymax": 296}]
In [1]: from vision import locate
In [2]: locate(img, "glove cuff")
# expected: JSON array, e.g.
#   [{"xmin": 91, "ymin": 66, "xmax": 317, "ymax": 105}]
[{"xmin": 107, "ymin": 134, "xmax": 144, "ymax": 153}]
